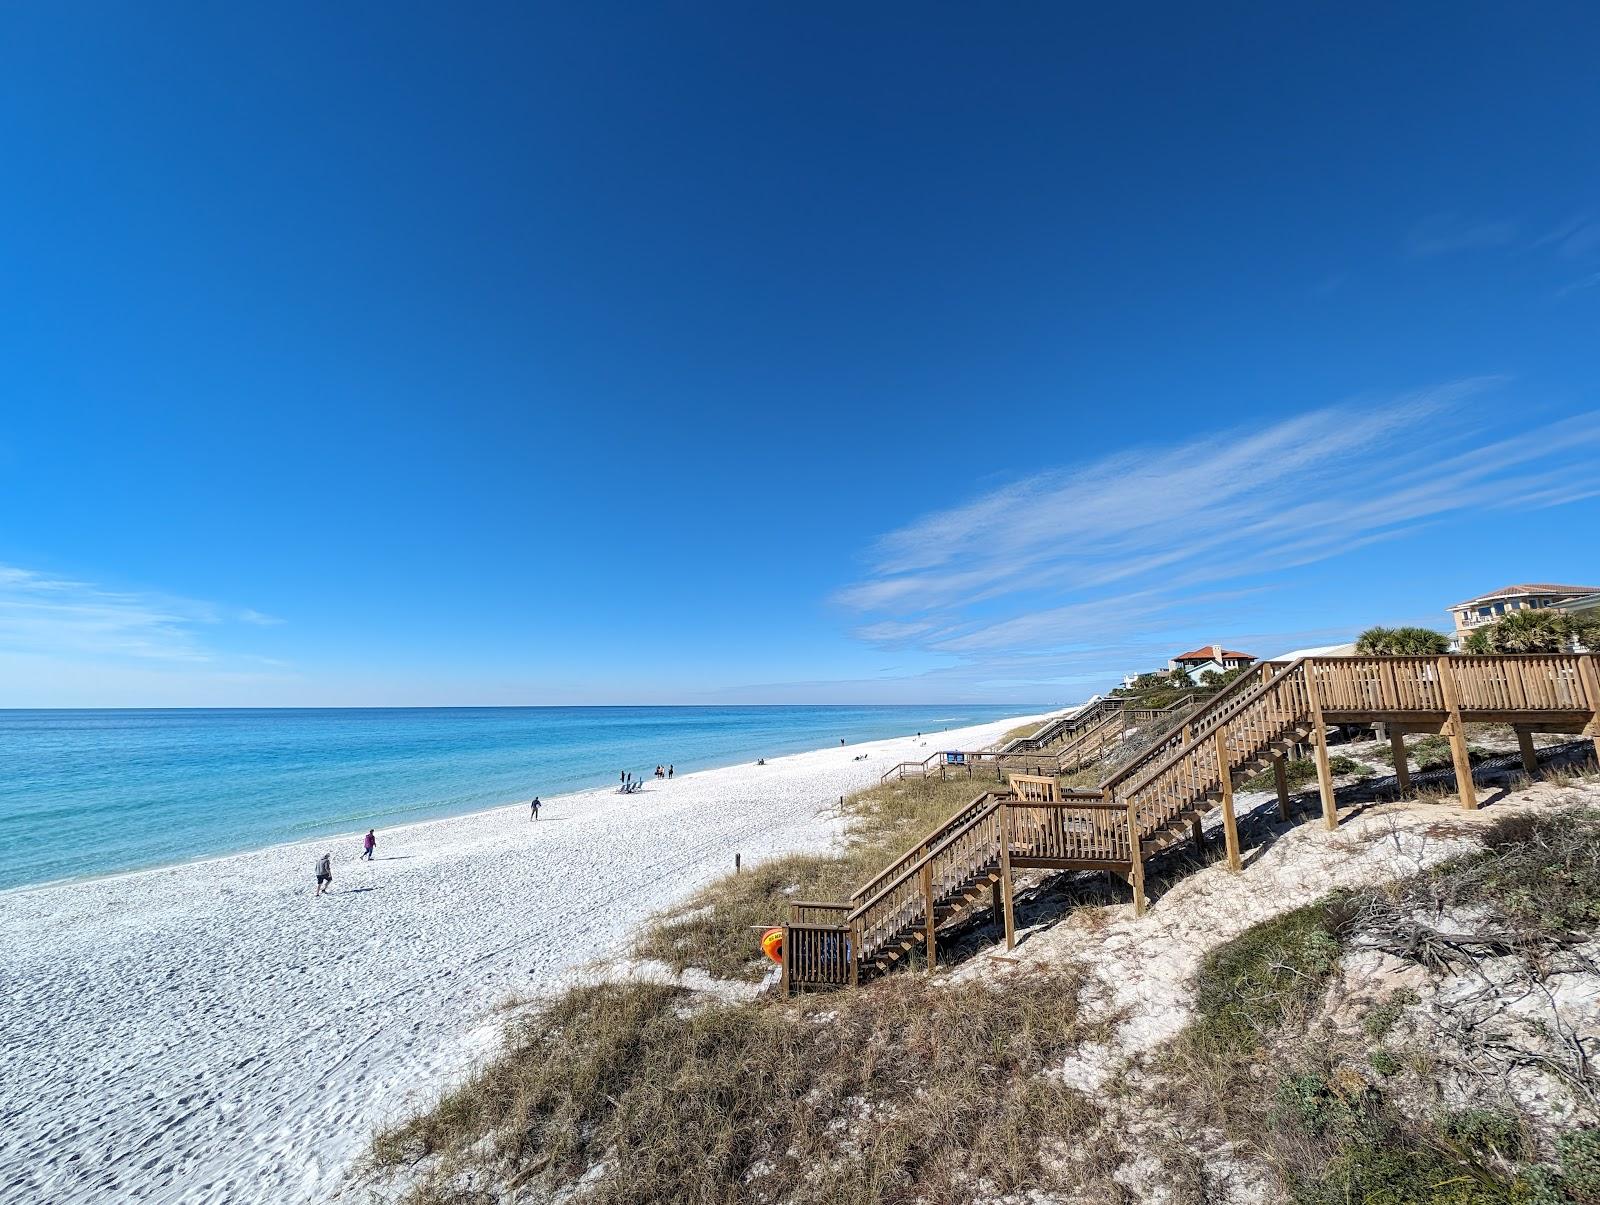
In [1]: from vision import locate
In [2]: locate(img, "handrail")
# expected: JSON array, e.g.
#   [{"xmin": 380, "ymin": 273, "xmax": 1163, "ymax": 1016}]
[
  {"xmin": 1099, "ymin": 660, "xmax": 1288, "ymax": 794},
  {"xmin": 1112, "ymin": 659, "xmax": 1306, "ymax": 802},
  {"xmin": 848, "ymin": 789, "xmax": 998, "ymax": 903},
  {"xmin": 998, "ymin": 697, "xmax": 1110, "ymax": 752},
  {"xmin": 847, "ymin": 795, "xmax": 1008, "ymax": 923}
]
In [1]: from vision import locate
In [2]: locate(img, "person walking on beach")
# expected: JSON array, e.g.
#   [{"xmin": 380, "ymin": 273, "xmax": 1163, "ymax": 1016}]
[
  {"xmin": 667, "ymin": 764, "xmax": 673, "ymax": 778},
  {"xmin": 362, "ymin": 830, "xmax": 376, "ymax": 861},
  {"xmin": 530, "ymin": 796, "xmax": 541, "ymax": 821},
  {"xmin": 314, "ymin": 852, "xmax": 333, "ymax": 896}
]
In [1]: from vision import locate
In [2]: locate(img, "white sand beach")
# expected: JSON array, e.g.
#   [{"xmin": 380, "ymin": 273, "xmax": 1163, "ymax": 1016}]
[{"xmin": 0, "ymin": 710, "xmax": 1059, "ymax": 1205}]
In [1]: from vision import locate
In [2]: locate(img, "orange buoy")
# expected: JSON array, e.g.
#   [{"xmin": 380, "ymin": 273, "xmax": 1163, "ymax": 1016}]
[{"xmin": 760, "ymin": 926, "xmax": 784, "ymax": 964}]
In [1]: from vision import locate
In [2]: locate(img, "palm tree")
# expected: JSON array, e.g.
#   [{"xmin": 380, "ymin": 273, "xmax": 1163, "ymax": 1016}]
[
  {"xmin": 1354, "ymin": 626, "xmax": 1450, "ymax": 656},
  {"xmin": 1466, "ymin": 609, "xmax": 1582, "ymax": 654}
]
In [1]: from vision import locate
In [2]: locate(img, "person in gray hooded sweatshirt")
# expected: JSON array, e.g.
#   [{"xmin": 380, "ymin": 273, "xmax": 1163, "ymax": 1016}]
[{"xmin": 314, "ymin": 852, "xmax": 333, "ymax": 896}]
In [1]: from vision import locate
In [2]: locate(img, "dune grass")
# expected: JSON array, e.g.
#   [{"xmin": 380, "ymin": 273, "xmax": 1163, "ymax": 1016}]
[
  {"xmin": 1000, "ymin": 719, "xmax": 1044, "ymax": 744},
  {"xmin": 637, "ymin": 774, "xmax": 1010, "ymax": 982},
  {"xmin": 372, "ymin": 967, "xmax": 1101, "ymax": 1205}
]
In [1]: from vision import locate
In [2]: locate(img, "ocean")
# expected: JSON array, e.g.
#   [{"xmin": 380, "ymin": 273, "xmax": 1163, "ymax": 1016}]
[{"xmin": 0, "ymin": 704, "xmax": 1040, "ymax": 892}]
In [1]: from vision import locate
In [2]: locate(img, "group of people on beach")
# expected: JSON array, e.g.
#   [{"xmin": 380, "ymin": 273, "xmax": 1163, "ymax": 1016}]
[
  {"xmin": 313, "ymin": 828, "xmax": 379, "ymax": 895},
  {"xmin": 618, "ymin": 765, "xmax": 672, "ymax": 793}
]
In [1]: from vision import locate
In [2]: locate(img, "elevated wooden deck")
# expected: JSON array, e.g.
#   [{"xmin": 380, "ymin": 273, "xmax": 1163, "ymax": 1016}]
[{"xmin": 782, "ymin": 654, "xmax": 1600, "ymax": 993}]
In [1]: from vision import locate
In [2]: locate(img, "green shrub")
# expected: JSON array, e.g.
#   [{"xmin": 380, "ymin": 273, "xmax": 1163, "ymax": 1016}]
[
  {"xmin": 1363, "ymin": 987, "xmax": 1420, "ymax": 1039},
  {"xmin": 1407, "ymin": 735, "xmax": 1488, "ymax": 772},
  {"xmin": 1189, "ymin": 901, "xmax": 1344, "ymax": 1054},
  {"xmin": 1273, "ymin": 1071, "xmax": 1351, "ymax": 1136},
  {"xmin": 1439, "ymin": 809, "xmax": 1600, "ymax": 945},
  {"xmin": 1367, "ymin": 1048, "xmax": 1401, "ymax": 1077},
  {"xmin": 1557, "ymin": 1127, "xmax": 1600, "ymax": 1202},
  {"xmin": 1443, "ymin": 1109, "xmax": 1528, "ymax": 1160},
  {"xmin": 1242, "ymin": 757, "xmax": 1318, "ymax": 793},
  {"xmin": 1329, "ymin": 754, "xmax": 1374, "ymax": 779}
]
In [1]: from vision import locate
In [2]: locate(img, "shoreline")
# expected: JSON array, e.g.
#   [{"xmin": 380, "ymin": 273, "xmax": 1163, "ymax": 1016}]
[
  {"xmin": 0, "ymin": 705, "xmax": 1067, "ymax": 1205},
  {"xmin": 1, "ymin": 706, "xmax": 1056, "ymax": 900}
]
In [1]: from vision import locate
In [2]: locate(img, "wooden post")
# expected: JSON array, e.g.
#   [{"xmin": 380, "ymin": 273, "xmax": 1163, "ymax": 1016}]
[
  {"xmin": 1190, "ymin": 814, "xmax": 1204, "ymax": 852},
  {"xmin": 999, "ymin": 803, "xmax": 1017, "ymax": 948},
  {"xmin": 1271, "ymin": 754, "xmax": 1291, "ymax": 820},
  {"xmin": 780, "ymin": 923, "xmax": 791, "ymax": 996},
  {"xmin": 1438, "ymin": 655, "xmax": 1478, "ymax": 811},
  {"xmin": 1215, "ymin": 729, "xmax": 1242, "ymax": 872},
  {"xmin": 850, "ymin": 917, "xmax": 860, "ymax": 988},
  {"xmin": 1515, "ymin": 727, "xmax": 1538, "ymax": 776},
  {"xmin": 1306, "ymin": 659, "xmax": 1338, "ymax": 830},
  {"xmin": 990, "ymin": 877, "xmax": 1003, "ymax": 928},
  {"xmin": 921, "ymin": 863, "xmax": 936, "ymax": 970},
  {"xmin": 1578, "ymin": 655, "xmax": 1600, "ymax": 768},
  {"xmin": 1389, "ymin": 728, "xmax": 1411, "ymax": 794},
  {"xmin": 1124, "ymin": 791, "xmax": 1147, "ymax": 916}
]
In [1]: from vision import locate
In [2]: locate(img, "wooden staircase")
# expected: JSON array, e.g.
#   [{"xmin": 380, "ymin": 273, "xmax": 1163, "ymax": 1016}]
[
  {"xmin": 782, "ymin": 654, "xmax": 1600, "ymax": 993},
  {"xmin": 878, "ymin": 697, "xmax": 1191, "ymax": 785}
]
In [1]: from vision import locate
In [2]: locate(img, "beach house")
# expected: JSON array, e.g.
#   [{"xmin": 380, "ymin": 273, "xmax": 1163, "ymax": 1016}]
[
  {"xmin": 1166, "ymin": 644, "xmax": 1257, "ymax": 684},
  {"xmin": 1446, "ymin": 583, "xmax": 1600, "ymax": 644}
]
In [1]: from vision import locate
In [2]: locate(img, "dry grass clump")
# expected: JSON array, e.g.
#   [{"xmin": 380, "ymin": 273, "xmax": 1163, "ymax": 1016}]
[
  {"xmin": 372, "ymin": 967, "xmax": 1100, "ymax": 1205},
  {"xmin": 1000, "ymin": 720, "xmax": 1045, "ymax": 744},
  {"xmin": 639, "ymin": 775, "xmax": 1013, "ymax": 982},
  {"xmin": 635, "ymin": 851, "xmax": 855, "ymax": 982}
]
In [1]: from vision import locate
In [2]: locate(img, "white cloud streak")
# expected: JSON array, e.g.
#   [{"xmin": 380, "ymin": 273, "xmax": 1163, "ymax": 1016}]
[
  {"xmin": 0, "ymin": 565, "xmax": 281, "ymax": 663},
  {"xmin": 836, "ymin": 383, "xmax": 1600, "ymax": 687}
]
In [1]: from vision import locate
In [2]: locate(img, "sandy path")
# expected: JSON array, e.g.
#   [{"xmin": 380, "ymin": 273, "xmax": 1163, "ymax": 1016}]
[{"xmin": 0, "ymin": 711, "xmax": 1055, "ymax": 1205}]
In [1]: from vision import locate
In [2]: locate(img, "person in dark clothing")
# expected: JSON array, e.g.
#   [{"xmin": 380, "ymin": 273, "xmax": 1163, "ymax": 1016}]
[{"xmin": 530, "ymin": 796, "xmax": 542, "ymax": 821}]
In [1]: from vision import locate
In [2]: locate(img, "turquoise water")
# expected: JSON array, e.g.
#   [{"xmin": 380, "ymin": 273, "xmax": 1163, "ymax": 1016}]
[{"xmin": 0, "ymin": 705, "xmax": 1038, "ymax": 892}]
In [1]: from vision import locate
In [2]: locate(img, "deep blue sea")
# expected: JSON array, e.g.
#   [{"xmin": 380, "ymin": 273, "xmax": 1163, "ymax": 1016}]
[{"xmin": 0, "ymin": 704, "xmax": 1038, "ymax": 892}]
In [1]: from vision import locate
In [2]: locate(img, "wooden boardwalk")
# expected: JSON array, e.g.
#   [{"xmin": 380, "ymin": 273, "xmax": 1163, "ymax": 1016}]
[
  {"xmin": 782, "ymin": 655, "xmax": 1600, "ymax": 993},
  {"xmin": 877, "ymin": 697, "xmax": 1189, "ymax": 786}
]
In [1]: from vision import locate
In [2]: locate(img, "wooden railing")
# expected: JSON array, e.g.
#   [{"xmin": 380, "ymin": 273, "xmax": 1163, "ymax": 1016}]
[
  {"xmin": 783, "ymin": 919, "xmax": 854, "ymax": 989},
  {"xmin": 1115, "ymin": 660, "xmax": 1309, "ymax": 833},
  {"xmin": 849, "ymin": 792, "xmax": 1001, "ymax": 907},
  {"xmin": 849, "ymin": 796, "xmax": 1006, "ymax": 960},
  {"xmin": 998, "ymin": 697, "xmax": 1115, "ymax": 752},
  {"xmin": 879, "ymin": 698, "xmax": 1192, "ymax": 784},
  {"xmin": 1007, "ymin": 796, "xmax": 1131, "ymax": 862}
]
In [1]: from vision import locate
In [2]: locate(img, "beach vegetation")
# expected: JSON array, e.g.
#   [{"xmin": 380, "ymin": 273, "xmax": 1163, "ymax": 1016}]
[
  {"xmin": 1112, "ymin": 669, "xmax": 1194, "ymax": 709},
  {"xmin": 1001, "ymin": 719, "xmax": 1044, "ymax": 744},
  {"xmin": 1154, "ymin": 807, "xmax": 1600, "ymax": 1205},
  {"xmin": 1462, "ymin": 609, "xmax": 1600, "ymax": 655},
  {"xmin": 1380, "ymin": 733, "xmax": 1487, "ymax": 772},
  {"xmin": 370, "ymin": 966, "xmax": 1101, "ymax": 1205},
  {"xmin": 1355, "ymin": 625, "xmax": 1452, "ymax": 656},
  {"xmin": 1240, "ymin": 754, "xmax": 1372, "ymax": 793}
]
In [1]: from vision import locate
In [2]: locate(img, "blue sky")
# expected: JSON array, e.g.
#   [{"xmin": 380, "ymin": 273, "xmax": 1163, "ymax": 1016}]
[{"xmin": 3, "ymin": 4, "xmax": 1599, "ymax": 707}]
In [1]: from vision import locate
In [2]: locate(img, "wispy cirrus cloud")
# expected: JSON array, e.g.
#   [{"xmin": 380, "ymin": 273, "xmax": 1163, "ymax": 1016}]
[
  {"xmin": 835, "ymin": 382, "xmax": 1600, "ymax": 689},
  {"xmin": 1406, "ymin": 213, "xmax": 1518, "ymax": 258},
  {"xmin": 0, "ymin": 565, "xmax": 282, "ymax": 663}
]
